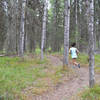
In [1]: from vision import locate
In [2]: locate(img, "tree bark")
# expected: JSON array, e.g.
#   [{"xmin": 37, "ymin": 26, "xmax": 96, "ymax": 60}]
[
  {"xmin": 87, "ymin": 0, "xmax": 95, "ymax": 88},
  {"xmin": 5, "ymin": 0, "xmax": 17, "ymax": 55},
  {"xmin": 63, "ymin": 0, "xmax": 70, "ymax": 67},
  {"xmin": 18, "ymin": 0, "xmax": 26, "ymax": 56},
  {"xmin": 98, "ymin": 21, "xmax": 100, "ymax": 48},
  {"xmin": 93, "ymin": 0, "xmax": 97, "ymax": 49},
  {"xmin": 0, "ymin": 0, "xmax": 6, "ymax": 51},
  {"xmin": 41, "ymin": 0, "xmax": 48, "ymax": 60},
  {"xmin": 75, "ymin": 0, "xmax": 79, "ymax": 49}
]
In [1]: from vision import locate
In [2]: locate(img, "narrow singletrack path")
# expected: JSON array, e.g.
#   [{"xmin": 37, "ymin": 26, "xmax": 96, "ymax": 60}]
[{"xmin": 24, "ymin": 55, "xmax": 100, "ymax": 100}]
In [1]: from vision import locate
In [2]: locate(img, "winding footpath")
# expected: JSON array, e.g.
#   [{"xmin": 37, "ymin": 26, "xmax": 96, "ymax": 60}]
[{"xmin": 24, "ymin": 56, "xmax": 100, "ymax": 100}]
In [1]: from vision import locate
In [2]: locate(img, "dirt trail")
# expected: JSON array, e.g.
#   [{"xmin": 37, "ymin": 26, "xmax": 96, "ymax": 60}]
[{"xmin": 24, "ymin": 55, "xmax": 100, "ymax": 100}]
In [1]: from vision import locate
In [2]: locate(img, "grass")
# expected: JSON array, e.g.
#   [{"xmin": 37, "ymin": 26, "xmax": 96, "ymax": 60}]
[
  {"xmin": 0, "ymin": 55, "xmax": 69, "ymax": 100},
  {"xmin": 71, "ymin": 54, "xmax": 100, "ymax": 100},
  {"xmin": 73, "ymin": 53, "xmax": 100, "ymax": 68},
  {"xmin": 0, "ymin": 56, "xmax": 49, "ymax": 99},
  {"xmin": 79, "ymin": 85, "xmax": 100, "ymax": 100},
  {"xmin": 52, "ymin": 53, "xmax": 100, "ymax": 100},
  {"xmin": 95, "ymin": 54, "xmax": 100, "ymax": 73},
  {"xmin": 48, "ymin": 52, "xmax": 100, "ymax": 68},
  {"xmin": 35, "ymin": 48, "xmax": 41, "ymax": 55},
  {"xmin": 0, "ymin": 53, "xmax": 99, "ymax": 99},
  {"xmin": 77, "ymin": 53, "xmax": 88, "ymax": 66}
]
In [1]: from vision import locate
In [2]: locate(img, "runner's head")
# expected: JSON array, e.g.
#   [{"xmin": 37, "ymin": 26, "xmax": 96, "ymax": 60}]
[{"xmin": 71, "ymin": 43, "xmax": 76, "ymax": 47}]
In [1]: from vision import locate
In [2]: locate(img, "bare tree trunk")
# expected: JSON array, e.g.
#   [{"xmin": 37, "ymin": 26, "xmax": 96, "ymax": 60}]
[
  {"xmin": 41, "ymin": 0, "xmax": 48, "ymax": 60},
  {"xmin": 25, "ymin": 4, "xmax": 30, "ymax": 53},
  {"xmin": 75, "ymin": 0, "xmax": 79, "ymax": 48},
  {"xmin": 93, "ymin": 0, "xmax": 97, "ymax": 50},
  {"xmin": 98, "ymin": 21, "xmax": 100, "ymax": 48},
  {"xmin": 87, "ymin": 0, "xmax": 95, "ymax": 88},
  {"xmin": 63, "ymin": 0, "xmax": 70, "ymax": 67},
  {"xmin": 5, "ymin": 0, "xmax": 17, "ymax": 55},
  {"xmin": 51, "ymin": 0, "xmax": 57, "ymax": 52},
  {"xmin": 98, "ymin": 35, "xmax": 100, "ymax": 48},
  {"xmin": 18, "ymin": 0, "xmax": 26, "ymax": 56},
  {"xmin": 0, "ymin": 0, "xmax": 6, "ymax": 51},
  {"xmin": 97, "ymin": 0, "xmax": 100, "ymax": 49}
]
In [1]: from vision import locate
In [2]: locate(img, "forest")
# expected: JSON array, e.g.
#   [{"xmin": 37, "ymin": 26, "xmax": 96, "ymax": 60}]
[{"xmin": 0, "ymin": 0, "xmax": 100, "ymax": 100}]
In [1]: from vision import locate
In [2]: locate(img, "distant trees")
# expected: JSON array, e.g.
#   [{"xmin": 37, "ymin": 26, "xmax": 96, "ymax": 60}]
[
  {"xmin": 0, "ymin": 0, "xmax": 44, "ymax": 55},
  {"xmin": 0, "ymin": 0, "xmax": 99, "ymax": 58},
  {"xmin": 50, "ymin": 0, "xmax": 64, "ymax": 52}
]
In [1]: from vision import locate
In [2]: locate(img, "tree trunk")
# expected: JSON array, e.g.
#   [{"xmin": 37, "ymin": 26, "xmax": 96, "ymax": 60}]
[
  {"xmin": 75, "ymin": 0, "xmax": 79, "ymax": 49},
  {"xmin": 41, "ymin": 0, "xmax": 48, "ymax": 60},
  {"xmin": 0, "ymin": 1, "xmax": 6, "ymax": 51},
  {"xmin": 51, "ymin": 0, "xmax": 57, "ymax": 52},
  {"xmin": 18, "ymin": 0, "xmax": 26, "ymax": 56},
  {"xmin": 5, "ymin": 0, "xmax": 17, "ymax": 55},
  {"xmin": 93, "ymin": 0, "xmax": 97, "ymax": 49},
  {"xmin": 63, "ymin": 0, "xmax": 70, "ymax": 67},
  {"xmin": 98, "ymin": 21, "xmax": 100, "ymax": 48},
  {"xmin": 97, "ymin": 1, "xmax": 100, "ymax": 49},
  {"xmin": 87, "ymin": 0, "xmax": 95, "ymax": 88}
]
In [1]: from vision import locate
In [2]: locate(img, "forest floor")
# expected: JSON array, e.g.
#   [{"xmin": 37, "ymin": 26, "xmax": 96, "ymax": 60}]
[{"xmin": 22, "ymin": 55, "xmax": 100, "ymax": 100}]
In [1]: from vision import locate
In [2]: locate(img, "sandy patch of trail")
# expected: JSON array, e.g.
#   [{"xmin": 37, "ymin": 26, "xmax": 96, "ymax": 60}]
[
  {"xmin": 23, "ymin": 55, "xmax": 100, "ymax": 100},
  {"xmin": 47, "ymin": 55, "xmax": 63, "ymax": 66}
]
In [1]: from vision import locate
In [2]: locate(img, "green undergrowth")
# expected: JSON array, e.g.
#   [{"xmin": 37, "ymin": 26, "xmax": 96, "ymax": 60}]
[
  {"xmin": 77, "ymin": 53, "xmax": 88, "ymax": 66},
  {"xmin": 70, "ymin": 53, "xmax": 100, "ymax": 68},
  {"xmin": 71, "ymin": 54, "xmax": 100, "ymax": 100},
  {"xmin": 35, "ymin": 48, "xmax": 41, "ymax": 54},
  {"xmin": 48, "ymin": 52, "xmax": 100, "ymax": 68},
  {"xmin": 79, "ymin": 85, "xmax": 100, "ymax": 100},
  {"xmin": 95, "ymin": 54, "xmax": 100, "ymax": 73},
  {"xmin": 0, "ymin": 55, "xmax": 70, "ymax": 100},
  {"xmin": 0, "ymin": 56, "xmax": 47, "ymax": 99}
]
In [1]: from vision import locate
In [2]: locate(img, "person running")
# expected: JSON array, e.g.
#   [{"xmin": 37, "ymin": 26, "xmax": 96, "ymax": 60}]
[{"xmin": 69, "ymin": 43, "xmax": 80, "ymax": 68}]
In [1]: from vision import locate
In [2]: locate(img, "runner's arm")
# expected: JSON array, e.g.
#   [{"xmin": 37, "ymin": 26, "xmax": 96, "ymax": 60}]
[
  {"xmin": 69, "ymin": 49, "xmax": 71, "ymax": 54},
  {"xmin": 76, "ymin": 49, "xmax": 79, "ymax": 54}
]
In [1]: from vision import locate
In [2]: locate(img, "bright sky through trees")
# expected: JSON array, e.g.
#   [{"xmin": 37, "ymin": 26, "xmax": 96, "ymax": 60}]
[{"xmin": 48, "ymin": 0, "xmax": 51, "ymax": 9}]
